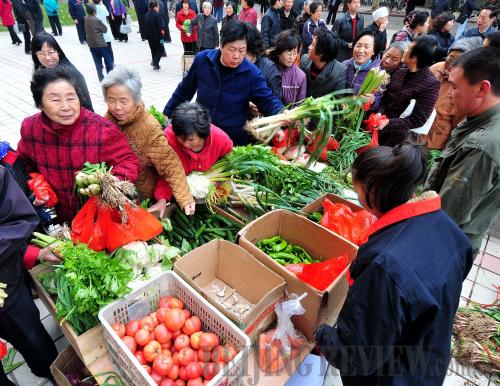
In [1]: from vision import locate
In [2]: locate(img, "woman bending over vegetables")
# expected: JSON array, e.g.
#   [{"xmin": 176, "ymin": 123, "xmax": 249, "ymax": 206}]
[
  {"xmin": 101, "ymin": 66, "xmax": 195, "ymax": 217},
  {"xmin": 154, "ymin": 102, "xmax": 233, "ymax": 215},
  {"xmin": 315, "ymin": 143, "xmax": 473, "ymax": 386}
]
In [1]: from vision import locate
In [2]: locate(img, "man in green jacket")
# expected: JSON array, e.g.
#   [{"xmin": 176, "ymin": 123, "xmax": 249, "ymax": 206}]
[{"xmin": 426, "ymin": 46, "xmax": 500, "ymax": 254}]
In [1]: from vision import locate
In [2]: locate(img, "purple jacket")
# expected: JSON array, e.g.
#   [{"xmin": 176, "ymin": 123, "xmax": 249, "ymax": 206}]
[
  {"xmin": 280, "ymin": 64, "xmax": 307, "ymax": 105},
  {"xmin": 110, "ymin": 0, "xmax": 126, "ymax": 16},
  {"xmin": 342, "ymin": 58, "xmax": 382, "ymax": 110}
]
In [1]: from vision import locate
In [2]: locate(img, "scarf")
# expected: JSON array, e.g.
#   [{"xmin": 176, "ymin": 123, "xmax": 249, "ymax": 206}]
[{"xmin": 353, "ymin": 59, "xmax": 372, "ymax": 71}]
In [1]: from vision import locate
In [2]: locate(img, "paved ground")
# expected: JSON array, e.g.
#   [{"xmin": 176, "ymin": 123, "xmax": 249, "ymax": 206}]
[{"xmin": 0, "ymin": 9, "xmax": 497, "ymax": 386}]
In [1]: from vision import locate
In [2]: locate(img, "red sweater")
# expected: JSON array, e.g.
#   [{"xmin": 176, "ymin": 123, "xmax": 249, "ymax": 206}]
[
  {"xmin": 154, "ymin": 124, "xmax": 233, "ymax": 200},
  {"xmin": 17, "ymin": 108, "xmax": 140, "ymax": 223},
  {"xmin": 176, "ymin": 9, "xmax": 198, "ymax": 43}
]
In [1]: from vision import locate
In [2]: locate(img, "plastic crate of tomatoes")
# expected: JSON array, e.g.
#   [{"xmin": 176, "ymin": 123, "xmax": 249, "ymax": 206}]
[{"xmin": 98, "ymin": 271, "xmax": 251, "ymax": 386}]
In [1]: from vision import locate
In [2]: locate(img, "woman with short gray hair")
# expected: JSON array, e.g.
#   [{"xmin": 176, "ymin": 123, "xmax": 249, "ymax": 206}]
[
  {"xmin": 102, "ymin": 66, "xmax": 196, "ymax": 216},
  {"xmin": 380, "ymin": 41, "xmax": 408, "ymax": 73},
  {"xmin": 191, "ymin": 1, "xmax": 219, "ymax": 51}
]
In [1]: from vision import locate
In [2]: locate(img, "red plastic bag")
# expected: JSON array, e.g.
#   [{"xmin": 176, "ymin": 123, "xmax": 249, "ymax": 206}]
[
  {"xmin": 27, "ymin": 173, "xmax": 58, "ymax": 207},
  {"xmin": 71, "ymin": 197, "xmax": 163, "ymax": 252},
  {"xmin": 286, "ymin": 254, "xmax": 349, "ymax": 291},
  {"xmin": 320, "ymin": 199, "xmax": 376, "ymax": 245},
  {"xmin": 0, "ymin": 341, "xmax": 7, "ymax": 360}
]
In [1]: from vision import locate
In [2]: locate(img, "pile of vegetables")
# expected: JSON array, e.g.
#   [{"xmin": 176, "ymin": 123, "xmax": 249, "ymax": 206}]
[
  {"xmin": 112, "ymin": 295, "xmax": 239, "ymax": 384},
  {"xmin": 34, "ymin": 233, "xmax": 134, "ymax": 335},
  {"xmin": 164, "ymin": 206, "xmax": 242, "ymax": 254},
  {"xmin": 256, "ymin": 236, "xmax": 318, "ymax": 266},
  {"xmin": 149, "ymin": 105, "xmax": 167, "ymax": 128}
]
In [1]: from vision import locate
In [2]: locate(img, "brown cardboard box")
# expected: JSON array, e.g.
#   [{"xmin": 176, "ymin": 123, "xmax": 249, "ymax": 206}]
[
  {"xmin": 301, "ymin": 193, "xmax": 363, "ymax": 215},
  {"xmin": 173, "ymin": 239, "xmax": 286, "ymax": 341},
  {"xmin": 50, "ymin": 345, "xmax": 87, "ymax": 386},
  {"xmin": 237, "ymin": 209, "xmax": 358, "ymax": 341},
  {"xmin": 29, "ymin": 264, "xmax": 106, "ymax": 366}
]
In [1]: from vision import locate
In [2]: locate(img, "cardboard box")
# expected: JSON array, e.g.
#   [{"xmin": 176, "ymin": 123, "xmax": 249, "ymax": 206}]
[
  {"xmin": 301, "ymin": 193, "xmax": 363, "ymax": 215},
  {"xmin": 29, "ymin": 264, "xmax": 106, "ymax": 366},
  {"xmin": 173, "ymin": 239, "xmax": 286, "ymax": 341},
  {"xmin": 50, "ymin": 345, "xmax": 87, "ymax": 386},
  {"xmin": 237, "ymin": 209, "xmax": 358, "ymax": 341}
]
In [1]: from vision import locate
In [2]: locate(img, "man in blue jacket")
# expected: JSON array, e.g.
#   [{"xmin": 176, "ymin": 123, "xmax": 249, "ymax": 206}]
[
  {"xmin": 68, "ymin": 0, "xmax": 87, "ymax": 44},
  {"xmin": 163, "ymin": 22, "xmax": 284, "ymax": 145},
  {"xmin": 261, "ymin": 0, "xmax": 283, "ymax": 48}
]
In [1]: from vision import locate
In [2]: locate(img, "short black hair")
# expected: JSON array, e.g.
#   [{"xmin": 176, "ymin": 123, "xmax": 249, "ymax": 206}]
[
  {"xmin": 430, "ymin": 12, "xmax": 454, "ymax": 32},
  {"xmin": 409, "ymin": 11, "xmax": 429, "ymax": 29},
  {"xmin": 352, "ymin": 143, "xmax": 427, "ymax": 213},
  {"xmin": 269, "ymin": 30, "xmax": 300, "ymax": 63},
  {"xmin": 245, "ymin": 0, "xmax": 255, "ymax": 6},
  {"xmin": 220, "ymin": 20, "xmax": 251, "ymax": 47},
  {"xmin": 353, "ymin": 29, "xmax": 380, "ymax": 59},
  {"xmin": 313, "ymin": 27, "xmax": 338, "ymax": 62},
  {"xmin": 409, "ymin": 35, "xmax": 436, "ymax": 68},
  {"xmin": 31, "ymin": 32, "xmax": 69, "ymax": 70},
  {"xmin": 309, "ymin": 1, "xmax": 321, "ymax": 14},
  {"xmin": 148, "ymin": 0, "xmax": 158, "ymax": 9},
  {"xmin": 85, "ymin": 3, "xmax": 96, "ymax": 15},
  {"xmin": 31, "ymin": 66, "xmax": 83, "ymax": 109},
  {"xmin": 171, "ymin": 102, "xmax": 211, "ymax": 140},
  {"xmin": 452, "ymin": 46, "xmax": 500, "ymax": 96},
  {"xmin": 485, "ymin": 31, "xmax": 500, "ymax": 48},
  {"xmin": 481, "ymin": 5, "xmax": 497, "ymax": 17},
  {"xmin": 245, "ymin": 23, "xmax": 266, "ymax": 57},
  {"xmin": 270, "ymin": 0, "xmax": 279, "ymax": 6}
]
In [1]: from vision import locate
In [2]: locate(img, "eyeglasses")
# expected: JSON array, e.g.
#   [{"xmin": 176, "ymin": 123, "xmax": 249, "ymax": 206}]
[
  {"xmin": 285, "ymin": 50, "xmax": 299, "ymax": 57},
  {"xmin": 36, "ymin": 50, "xmax": 57, "ymax": 58}
]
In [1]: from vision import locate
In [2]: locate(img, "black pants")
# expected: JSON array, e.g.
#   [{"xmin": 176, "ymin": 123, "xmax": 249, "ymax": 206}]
[
  {"xmin": 326, "ymin": 0, "xmax": 341, "ymax": 25},
  {"xmin": 48, "ymin": 15, "xmax": 62, "ymax": 35},
  {"xmin": 110, "ymin": 16, "xmax": 128, "ymax": 41},
  {"xmin": 75, "ymin": 17, "xmax": 86, "ymax": 43},
  {"xmin": 0, "ymin": 282, "xmax": 58, "ymax": 385},
  {"xmin": 22, "ymin": 25, "xmax": 31, "ymax": 53},
  {"xmin": 182, "ymin": 41, "xmax": 196, "ymax": 54},
  {"xmin": 7, "ymin": 26, "xmax": 22, "ymax": 44},
  {"xmin": 107, "ymin": 41, "xmax": 114, "ymax": 60},
  {"xmin": 137, "ymin": 11, "xmax": 146, "ymax": 39},
  {"xmin": 148, "ymin": 41, "xmax": 162, "ymax": 67}
]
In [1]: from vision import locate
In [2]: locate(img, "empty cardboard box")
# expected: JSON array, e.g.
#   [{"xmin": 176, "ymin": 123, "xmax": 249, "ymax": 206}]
[
  {"xmin": 237, "ymin": 209, "xmax": 358, "ymax": 341},
  {"xmin": 173, "ymin": 239, "xmax": 286, "ymax": 341}
]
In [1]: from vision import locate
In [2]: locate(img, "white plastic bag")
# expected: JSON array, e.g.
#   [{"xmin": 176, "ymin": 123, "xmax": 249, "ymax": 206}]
[{"xmin": 272, "ymin": 292, "xmax": 307, "ymax": 356}]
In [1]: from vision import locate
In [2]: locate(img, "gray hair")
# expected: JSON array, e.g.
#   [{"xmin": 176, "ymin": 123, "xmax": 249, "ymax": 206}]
[
  {"xmin": 202, "ymin": 1, "xmax": 212, "ymax": 10},
  {"xmin": 101, "ymin": 66, "xmax": 142, "ymax": 104},
  {"xmin": 387, "ymin": 41, "xmax": 409, "ymax": 55}
]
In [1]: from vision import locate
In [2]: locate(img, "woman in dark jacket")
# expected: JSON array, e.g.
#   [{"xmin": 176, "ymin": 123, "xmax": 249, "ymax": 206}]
[
  {"xmin": 221, "ymin": 2, "xmax": 238, "ymax": 30},
  {"xmin": 428, "ymin": 12, "xmax": 455, "ymax": 62},
  {"xmin": 191, "ymin": 1, "xmax": 219, "ymax": 51},
  {"xmin": 378, "ymin": 35, "xmax": 440, "ymax": 147},
  {"xmin": 11, "ymin": 0, "xmax": 31, "ymax": 53},
  {"xmin": 31, "ymin": 32, "xmax": 94, "ymax": 111},
  {"xmin": 315, "ymin": 143, "xmax": 472, "ymax": 386}
]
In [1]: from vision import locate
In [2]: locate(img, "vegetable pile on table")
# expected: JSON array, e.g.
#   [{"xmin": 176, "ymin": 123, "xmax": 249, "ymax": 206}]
[{"xmin": 112, "ymin": 295, "xmax": 239, "ymax": 385}]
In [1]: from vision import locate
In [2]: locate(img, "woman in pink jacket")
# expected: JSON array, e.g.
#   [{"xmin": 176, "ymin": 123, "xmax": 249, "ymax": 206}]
[
  {"xmin": 0, "ymin": 0, "xmax": 21, "ymax": 45},
  {"xmin": 239, "ymin": 0, "xmax": 257, "ymax": 26}
]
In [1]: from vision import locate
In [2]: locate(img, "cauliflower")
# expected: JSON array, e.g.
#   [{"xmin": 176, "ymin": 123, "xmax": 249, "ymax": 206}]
[{"xmin": 186, "ymin": 173, "xmax": 211, "ymax": 199}]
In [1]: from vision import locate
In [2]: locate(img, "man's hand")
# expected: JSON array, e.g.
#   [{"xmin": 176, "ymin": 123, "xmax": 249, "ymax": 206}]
[
  {"xmin": 248, "ymin": 102, "xmax": 260, "ymax": 117},
  {"xmin": 184, "ymin": 201, "xmax": 196, "ymax": 215},
  {"xmin": 74, "ymin": 19, "xmax": 78, "ymax": 24},
  {"xmin": 148, "ymin": 198, "xmax": 169, "ymax": 218}
]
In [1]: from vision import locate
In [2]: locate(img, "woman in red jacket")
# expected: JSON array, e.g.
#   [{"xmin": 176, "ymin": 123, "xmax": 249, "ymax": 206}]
[
  {"xmin": 176, "ymin": 0, "xmax": 197, "ymax": 54},
  {"xmin": 0, "ymin": 0, "xmax": 21, "ymax": 45},
  {"xmin": 152, "ymin": 102, "xmax": 233, "ymax": 217},
  {"xmin": 17, "ymin": 66, "xmax": 140, "ymax": 223}
]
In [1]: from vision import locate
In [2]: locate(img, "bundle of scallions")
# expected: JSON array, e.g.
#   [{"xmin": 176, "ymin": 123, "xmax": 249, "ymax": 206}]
[{"xmin": 245, "ymin": 90, "xmax": 363, "ymax": 165}]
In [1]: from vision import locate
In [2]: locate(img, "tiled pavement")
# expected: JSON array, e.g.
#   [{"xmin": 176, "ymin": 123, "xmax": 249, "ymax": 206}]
[{"xmin": 0, "ymin": 12, "xmax": 498, "ymax": 386}]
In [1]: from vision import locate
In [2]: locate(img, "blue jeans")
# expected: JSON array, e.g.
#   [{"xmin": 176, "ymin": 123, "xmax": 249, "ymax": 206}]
[
  {"xmin": 90, "ymin": 46, "xmax": 114, "ymax": 81},
  {"xmin": 455, "ymin": 20, "xmax": 468, "ymax": 39},
  {"xmin": 214, "ymin": 6, "xmax": 223, "ymax": 22}
]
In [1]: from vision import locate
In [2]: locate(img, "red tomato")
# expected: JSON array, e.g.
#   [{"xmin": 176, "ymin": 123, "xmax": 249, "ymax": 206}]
[
  {"xmin": 156, "ymin": 308, "xmax": 169, "ymax": 324},
  {"xmin": 134, "ymin": 350, "xmax": 147, "ymax": 365},
  {"xmin": 142, "ymin": 364, "xmax": 152, "ymax": 374},
  {"xmin": 172, "ymin": 352, "xmax": 180, "ymax": 366},
  {"xmin": 166, "ymin": 364, "xmax": 179, "ymax": 380},
  {"xmin": 140, "ymin": 316, "xmax": 156, "ymax": 332},
  {"xmin": 178, "ymin": 366, "xmax": 188, "ymax": 381},
  {"xmin": 150, "ymin": 331, "xmax": 156, "ymax": 341},
  {"xmin": 201, "ymin": 362, "xmax": 217, "ymax": 380},
  {"xmin": 150, "ymin": 312, "xmax": 159, "ymax": 326},
  {"xmin": 153, "ymin": 351, "xmax": 174, "ymax": 376},
  {"xmin": 150, "ymin": 370, "xmax": 164, "ymax": 385},
  {"xmin": 155, "ymin": 324, "xmax": 173, "ymax": 344},
  {"xmin": 135, "ymin": 328, "xmax": 151, "ymax": 346},
  {"xmin": 144, "ymin": 340, "xmax": 162, "ymax": 363},
  {"xmin": 174, "ymin": 380, "xmax": 186, "ymax": 386},
  {"xmin": 158, "ymin": 296, "xmax": 173, "ymax": 309},
  {"xmin": 161, "ymin": 341, "xmax": 172, "ymax": 351},
  {"xmin": 125, "ymin": 320, "xmax": 140, "ymax": 337},
  {"xmin": 187, "ymin": 377, "xmax": 203, "ymax": 386},
  {"xmin": 182, "ymin": 316, "xmax": 202, "ymax": 336},
  {"xmin": 223, "ymin": 344, "xmax": 237, "ymax": 363},
  {"xmin": 182, "ymin": 309, "xmax": 191, "ymax": 319},
  {"xmin": 121, "ymin": 336, "xmax": 137, "ymax": 354},
  {"xmin": 199, "ymin": 333, "xmax": 220, "ymax": 352},
  {"xmin": 189, "ymin": 331, "xmax": 203, "ymax": 350},
  {"xmin": 168, "ymin": 298, "xmax": 184, "ymax": 309},
  {"xmin": 172, "ymin": 330, "xmax": 182, "ymax": 340},
  {"xmin": 185, "ymin": 362, "xmax": 202, "ymax": 379},
  {"xmin": 165, "ymin": 309, "xmax": 187, "ymax": 332},
  {"xmin": 197, "ymin": 349, "xmax": 211, "ymax": 363},
  {"xmin": 112, "ymin": 322, "xmax": 126, "ymax": 338},
  {"xmin": 174, "ymin": 334, "xmax": 190, "ymax": 352},
  {"xmin": 160, "ymin": 379, "xmax": 175, "ymax": 386},
  {"xmin": 178, "ymin": 347, "xmax": 196, "ymax": 367},
  {"xmin": 211, "ymin": 346, "xmax": 224, "ymax": 363}
]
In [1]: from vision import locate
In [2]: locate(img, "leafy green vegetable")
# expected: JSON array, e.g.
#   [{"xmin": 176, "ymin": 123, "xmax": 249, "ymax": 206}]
[
  {"xmin": 149, "ymin": 105, "xmax": 166, "ymax": 127},
  {"xmin": 2, "ymin": 348, "xmax": 24, "ymax": 374}
]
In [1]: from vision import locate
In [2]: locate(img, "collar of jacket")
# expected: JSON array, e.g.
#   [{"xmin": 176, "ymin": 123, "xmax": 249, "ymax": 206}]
[
  {"xmin": 342, "ymin": 11, "xmax": 360, "ymax": 22},
  {"xmin": 105, "ymin": 101, "xmax": 146, "ymax": 128},
  {"xmin": 207, "ymin": 49, "xmax": 252, "ymax": 76},
  {"xmin": 41, "ymin": 106, "xmax": 86, "ymax": 137},
  {"xmin": 366, "ymin": 191, "xmax": 441, "ymax": 238},
  {"xmin": 452, "ymin": 104, "xmax": 500, "ymax": 137}
]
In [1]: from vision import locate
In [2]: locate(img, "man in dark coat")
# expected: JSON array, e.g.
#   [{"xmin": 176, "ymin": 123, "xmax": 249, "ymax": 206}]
[
  {"xmin": 145, "ymin": 0, "xmax": 165, "ymax": 70},
  {"xmin": 0, "ymin": 166, "xmax": 59, "ymax": 386},
  {"xmin": 332, "ymin": 0, "xmax": 364, "ymax": 61},
  {"xmin": 280, "ymin": 0, "xmax": 297, "ymax": 31},
  {"xmin": 261, "ymin": 0, "xmax": 283, "ymax": 48},
  {"xmin": 135, "ymin": 0, "xmax": 148, "ymax": 40},
  {"xmin": 11, "ymin": 0, "xmax": 32, "ymax": 53},
  {"xmin": 68, "ymin": 0, "xmax": 87, "ymax": 43},
  {"xmin": 366, "ymin": 6, "xmax": 388, "ymax": 56}
]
